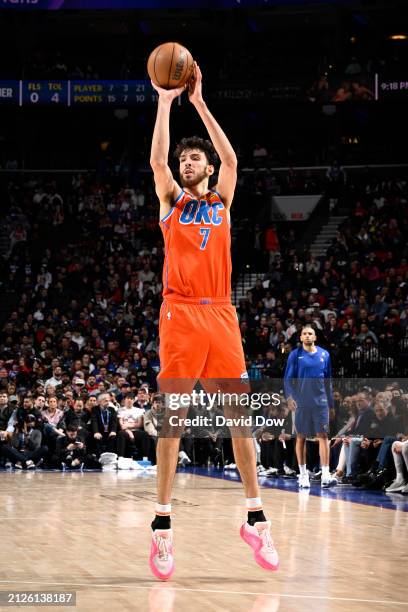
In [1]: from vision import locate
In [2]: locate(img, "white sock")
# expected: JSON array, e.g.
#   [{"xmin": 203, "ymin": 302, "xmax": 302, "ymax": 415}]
[
  {"xmin": 322, "ymin": 465, "xmax": 330, "ymax": 478},
  {"xmin": 299, "ymin": 464, "xmax": 307, "ymax": 476},
  {"xmin": 246, "ymin": 497, "xmax": 263, "ymax": 511},
  {"xmin": 155, "ymin": 503, "xmax": 171, "ymax": 516}
]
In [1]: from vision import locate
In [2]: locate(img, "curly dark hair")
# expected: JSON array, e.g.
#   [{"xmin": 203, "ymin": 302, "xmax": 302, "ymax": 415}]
[{"xmin": 173, "ymin": 136, "xmax": 218, "ymax": 167}]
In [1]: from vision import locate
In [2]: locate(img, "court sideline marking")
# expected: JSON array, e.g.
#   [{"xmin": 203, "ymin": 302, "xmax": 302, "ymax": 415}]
[{"xmin": 0, "ymin": 580, "xmax": 406, "ymax": 606}]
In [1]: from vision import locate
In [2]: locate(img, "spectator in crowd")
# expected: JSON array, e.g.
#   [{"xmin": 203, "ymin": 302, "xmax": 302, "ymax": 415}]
[
  {"xmin": 116, "ymin": 392, "xmax": 153, "ymax": 461},
  {"xmin": 91, "ymin": 392, "xmax": 118, "ymax": 456},
  {"xmin": 7, "ymin": 395, "xmax": 43, "ymax": 434},
  {"xmin": 64, "ymin": 397, "xmax": 89, "ymax": 437},
  {"xmin": 189, "ymin": 404, "xmax": 227, "ymax": 468},
  {"xmin": 45, "ymin": 366, "xmax": 64, "ymax": 389},
  {"xmin": 54, "ymin": 425, "xmax": 87, "ymax": 470},
  {"xmin": 2, "ymin": 413, "xmax": 48, "ymax": 469},
  {"xmin": 0, "ymin": 391, "xmax": 13, "ymax": 433},
  {"xmin": 351, "ymin": 401, "xmax": 400, "ymax": 482},
  {"xmin": 134, "ymin": 386, "xmax": 152, "ymax": 411},
  {"xmin": 135, "ymin": 357, "xmax": 157, "ymax": 390},
  {"xmin": 42, "ymin": 396, "xmax": 65, "ymax": 438},
  {"xmin": 338, "ymin": 392, "xmax": 376, "ymax": 481}
]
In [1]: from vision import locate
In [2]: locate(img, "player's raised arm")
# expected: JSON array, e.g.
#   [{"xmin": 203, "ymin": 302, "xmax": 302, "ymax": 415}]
[
  {"xmin": 188, "ymin": 63, "xmax": 237, "ymax": 210},
  {"xmin": 150, "ymin": 83, "xmax": 185, "ymax": 219}
]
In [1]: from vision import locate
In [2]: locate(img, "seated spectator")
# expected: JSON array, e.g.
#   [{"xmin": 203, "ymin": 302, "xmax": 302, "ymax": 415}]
[
  {"xmin": 64, "ymin": 397, "xmax": 90, "ymax": 436},
  {"xmin": 337, "ymin": 392, "xmax": 376, "ymax": 482},
  {"xmin": 135, "ymin": 357, "xmax": 157, "ymax": 390},
  {"xmin": 351, "ymin": 401, "xmax": 400, "ymax": 483},
  {"xmin": 91, "ymin": 393, "xmax": 118, "ymax": 457},
  {"xmin": 2, "ymin": 413, "xmax": 48, "ymax": 469},
  {"xmin": 7, "ymin": 395, "xmax": 43, "ymax": 434},
  {"xmin": 116, "ymin": 392, "xmax": 153, "ymax": 461},
  {"xmin": 53, "ymin": 424, "xmax": 98, "ymax": 470},
  {"xmin": 134, "ymin": 386, "xmax": 151, "ymax": 411},
  {"xmin": 45, "ymin": 366, "xmax": 64, "ymax": 389},
  {"xmin": 190, "ymin": 405, "xmax": 226, "ymax": 468},
  {"xmin": 41, "ymin": 396, "xmax": 65, "ymax": 439},
  {"xmin": 0, "ymin": 391, "xmax": 13, "ymax": 434}
]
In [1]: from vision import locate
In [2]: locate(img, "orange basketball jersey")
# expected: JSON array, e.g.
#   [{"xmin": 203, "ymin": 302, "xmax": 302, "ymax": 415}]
[{"xmin": 160, "ymin": 189, "xmax": 231, "ymax": 301}]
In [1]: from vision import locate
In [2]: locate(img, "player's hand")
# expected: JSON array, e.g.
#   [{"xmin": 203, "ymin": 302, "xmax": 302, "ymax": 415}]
[
  {"xmin": 188, "ymin": 62, "xmax": 204, "ymax": 105},
  {"xmin": 151, "ymin": 81, "xmax": 186, "ymax": 102},
  {"xmin": 394, "ymin": 442, "xmax": 403, "ymax": 453},
  {"xmin": 94, "ymin": 433, "xmax": 102, "ymax": 440},
  {"xmin": 287, "ymin": 398, "xmax": 297, "ymax": 411}
]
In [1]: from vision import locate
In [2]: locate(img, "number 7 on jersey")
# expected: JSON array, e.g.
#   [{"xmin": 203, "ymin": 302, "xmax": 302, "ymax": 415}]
[{"xmin": 199, "ymin": 228, "xmax": 211, "ymax": 250}]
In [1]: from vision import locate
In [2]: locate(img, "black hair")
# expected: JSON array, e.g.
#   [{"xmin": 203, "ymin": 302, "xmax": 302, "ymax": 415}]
[
  {"xmin": 173, "ymin": 136, "xmax": 218, "ymax": 167},
  {"xmin": 301, "ymin": 324, "xmax": 316, "ymax": 332}
]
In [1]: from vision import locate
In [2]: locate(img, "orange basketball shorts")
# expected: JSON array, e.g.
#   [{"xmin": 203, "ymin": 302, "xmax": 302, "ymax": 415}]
[{"xmin": 158, "ymin": 298, "xmax": 247, "ymax": 383}]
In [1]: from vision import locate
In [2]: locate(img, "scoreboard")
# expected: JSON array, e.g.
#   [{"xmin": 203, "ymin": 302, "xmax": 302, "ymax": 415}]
[{"xmin": 0, "ymin": 80, "xmax": 157, "ymax": 107}]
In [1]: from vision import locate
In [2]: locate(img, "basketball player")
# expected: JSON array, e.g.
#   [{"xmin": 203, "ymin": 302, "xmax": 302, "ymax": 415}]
[
  {"xmin": 284, "ymin": 325, "xmax": 337, "ymax": 489},
  {"xmin": 148, "ymin": 63, "xmax": 278, "ymax": 580}
]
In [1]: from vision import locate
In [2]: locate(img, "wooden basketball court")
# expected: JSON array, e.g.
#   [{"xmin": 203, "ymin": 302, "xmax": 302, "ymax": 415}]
[{"xmin": 0, "ymin": 471, "xmax": 407, "ymax": 611}]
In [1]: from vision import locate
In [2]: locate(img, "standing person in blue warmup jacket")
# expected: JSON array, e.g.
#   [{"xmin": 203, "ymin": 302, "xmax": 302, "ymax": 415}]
[{"xmin": 284, "ymin": 325, "xmax": 337, "ymax": 489}]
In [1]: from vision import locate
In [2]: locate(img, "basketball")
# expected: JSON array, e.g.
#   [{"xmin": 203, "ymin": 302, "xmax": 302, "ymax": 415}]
[{"xmin": 147, "ymin": 42, "xmax": 194, "ymax": 89}]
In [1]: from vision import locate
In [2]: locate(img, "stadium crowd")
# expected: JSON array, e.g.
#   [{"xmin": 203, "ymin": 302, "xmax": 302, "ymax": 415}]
[
  {"xmin": 240, "ymin": 172, "xmax": 408, "ymax": 379},
  {"xmin": 0, "ymin": 166, "xmax": 407, "ymax": 492}
]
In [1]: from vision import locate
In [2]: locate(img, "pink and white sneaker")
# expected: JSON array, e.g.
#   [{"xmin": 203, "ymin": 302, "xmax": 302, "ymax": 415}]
[
  {"xmin": 240, "ymin": 521, "xmax": 279, "ymax": 571},
  {"xmin": 149, "ymin": 529, "xmax": 175, "ymax": 581}
]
